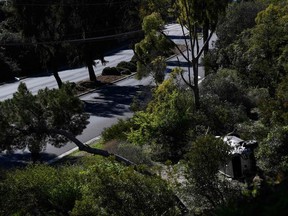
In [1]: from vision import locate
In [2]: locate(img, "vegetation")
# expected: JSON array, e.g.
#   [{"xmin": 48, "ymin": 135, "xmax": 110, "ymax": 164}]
[
  {"xmin": 1, "ymin": 0, "xmax": 288, "ymax": 215},
  {"xmin": 0, "ymin": 0, "xmax": 141, "ymax": 84},
  {"xmin": 0, "ymin": 157, "xmax": 181, "ymax": 215}
]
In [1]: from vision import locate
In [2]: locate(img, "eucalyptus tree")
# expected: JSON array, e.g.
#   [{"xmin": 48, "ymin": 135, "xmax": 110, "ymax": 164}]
[
  {"xmin": 170, "ymin": 0, "xmax": 229, "ymax": 110},
  {"xmin": 134, "ymin": 12, "xmax": 173, "ymax": 85}
]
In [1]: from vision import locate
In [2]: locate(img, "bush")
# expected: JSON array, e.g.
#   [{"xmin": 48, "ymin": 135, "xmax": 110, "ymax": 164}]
[
  {"xmin": 0, "ymin": 160, "xmax": 181, "ymax": 216},
  {"xmin": 109, "ymin": 142, "xmax": 153, "ymax": 165},
  {"xmin": 117, "ymin": 67, "xmax": 132, "ymax": 75},
  {"xmin": 117, "ymin": 61, "xmax": 137, "ymax": 72},
  {"xmin": 102, "ymin": 67, "xmax": 121, "ymax": 76},
  {"xmin": 101, "ymin": 119, "xmax": 134, "ymax": 142}
]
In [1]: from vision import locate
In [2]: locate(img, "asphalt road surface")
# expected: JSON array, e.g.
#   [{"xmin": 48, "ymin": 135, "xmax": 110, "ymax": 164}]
[{"xmin": 0, "ymin": 24, "xmax": 213, "ymax": 167}]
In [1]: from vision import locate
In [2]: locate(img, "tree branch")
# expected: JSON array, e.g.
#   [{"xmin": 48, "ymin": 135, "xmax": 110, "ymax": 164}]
[{"xmin": 47, "ymin": 129, "xmax": 135, "ymax": 166}]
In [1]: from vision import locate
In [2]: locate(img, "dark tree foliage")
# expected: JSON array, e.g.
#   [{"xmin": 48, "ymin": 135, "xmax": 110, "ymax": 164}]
[
  {"xmin": 0, "ymin": 83, "xmax": 89, "ymax": 161},
  {"xmin": 4, "ymin": 0, "xmax": 141, "ymax": 85},
  {"xmin": 0, "ymin": 159, "xmax": 181, "ymax": 215}
]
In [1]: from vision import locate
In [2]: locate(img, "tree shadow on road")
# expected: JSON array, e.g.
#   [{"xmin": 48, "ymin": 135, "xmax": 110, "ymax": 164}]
[
  {"xmin": 0, "ymin": 152, "xmax": 58, "ymax": 170},
  {"xmin": 83, "ymin": 84, "xmax": 145, "ymax": 118},
  {"xmin": 166, "ymin": 60, "xmax": 191, "ymax": 68}
]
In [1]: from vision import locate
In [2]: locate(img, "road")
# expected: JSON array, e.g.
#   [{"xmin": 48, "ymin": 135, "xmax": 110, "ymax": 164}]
[
  {"xmin": 0, "ymin": 49, "xmax": 134, "ymax": 101},
  {"xmin": 0, "ymin": 23, "xmax": 212, "ymax": 167}
]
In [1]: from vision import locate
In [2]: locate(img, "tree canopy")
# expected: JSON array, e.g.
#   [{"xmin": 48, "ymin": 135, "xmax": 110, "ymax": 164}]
[
  {"xmin": 0, "ymin": 158, "xmax": 182, "ymax": 215},
  {"xmin": 0, "ymin": 83, "xmax": 89, "ymax": 161}
]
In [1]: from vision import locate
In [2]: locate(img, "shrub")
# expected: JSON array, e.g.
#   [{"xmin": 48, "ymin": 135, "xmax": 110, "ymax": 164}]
[
  {"xmin": 117, "ymin": 61, "xmax": 137, "ymax": 72},
  {"xmin": 101, "ymin": 119, "xmax": 134, "ymax": 142},
  {"xmin": 117, "ymin": 67, "xmax": 132, "ymax": 75},
  {"xmin": 102, "ymin": 67, "xmax": 121, "ymax": 76}
]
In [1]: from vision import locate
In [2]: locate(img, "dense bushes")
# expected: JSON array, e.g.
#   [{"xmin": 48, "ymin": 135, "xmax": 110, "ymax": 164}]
[
  {"xmin": 101, "ymin": 66, "xmax": 132, "ymax": 76},
  {"xmin": 101, "ymin": 67, "xmax": 121, "ymax": 76},
  {"xmin": 117, "ymin": 61, "xmax": 137, "ymax": 72},
  {"xmin": 0, "ymin": 158, "xmax": 181, "ymax": 215},
  {"xmin": 101, "ymin": 61, "xmax": 136, "ymax": 76}
]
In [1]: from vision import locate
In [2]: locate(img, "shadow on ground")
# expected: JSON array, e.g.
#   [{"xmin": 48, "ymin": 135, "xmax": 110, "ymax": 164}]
[
  {"xmin": 168, "ymin": 35, "xmax": 190, "ymax": 40},
  {"xmin": 167, "ymin": 60, "xmax": 191, "ymax": 68},
  {"xmin": 83, "ymin": 84, "xmax": 144, "ymax": 118},
  {"xmin": 0, "ymin": 152, "xmax": 58, "ymax": 169}
]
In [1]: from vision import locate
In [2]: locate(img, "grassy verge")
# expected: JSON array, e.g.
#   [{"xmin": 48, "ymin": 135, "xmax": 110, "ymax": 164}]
[{"xmin": 52, "ymin": 139, "xmax": 105, "ymax": 166}]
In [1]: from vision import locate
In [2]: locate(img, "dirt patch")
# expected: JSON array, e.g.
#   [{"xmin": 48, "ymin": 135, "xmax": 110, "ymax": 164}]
[{"xmin": 75, "ymin": 74, "xmax": 131, "ymax": 95}]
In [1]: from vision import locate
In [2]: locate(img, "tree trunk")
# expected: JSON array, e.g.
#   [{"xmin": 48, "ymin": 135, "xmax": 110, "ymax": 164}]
[
  {"xmin": 52, "ymin": 62, "xmax": 63, "ymax": 88},
  {"xmin": 87, "ymin": 63, "xmax": 97, "ymax": 82},
  {"xmin": 46, "ymin": 128, "xmax": 189, "ymax": 214},
  {"xmin": 203, "ymin": 19, "xmax": 209, "ymax": 56},
  {"xmin": 48, "ymin": 129, "xmax": 134, "ymax": 166},
  {"xmin": 193, "ymin": 61, "xmax": 200, "ymax": 110}
]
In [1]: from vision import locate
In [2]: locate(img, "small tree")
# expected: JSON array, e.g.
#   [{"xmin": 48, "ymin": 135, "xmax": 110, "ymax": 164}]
[
  {"xmin": 127, "ymin": 73, "xmax": 197, "ymax": 162},
  {"xmin": 0, "ymin": 83, "xmax": 132, "ymax": 164},
  {"xmin": 134, "ymin": 12, "xmax": 173, "ymax": 85},
  {"xmin": 182, "ymin": 135, "xmax": 237, "ymax": 213},
  {"xmin": 163, "ymin": 0, "xmax": 229, "ymax": 110}
]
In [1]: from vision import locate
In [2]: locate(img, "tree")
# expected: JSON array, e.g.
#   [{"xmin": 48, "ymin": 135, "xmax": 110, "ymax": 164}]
[
  {"xmin": 0, "ymin": 159, "xmax": 182, "ymax": 215},
  {"xmin": 216, "ymin": 1, "xmax": 265, "ymax": 49},
  {"xmin": 182, "ymin": 135, "xmax": 238, "ymax": 213},
  {"xmin": 213, "ymin": 1, "xmax": 265, "ymax": 69},
  {"xmin": 163, "ymin": 0, "xmax": 229, "ymax": 110},
  {"xmin": 0, "ymin": 82, "xmax": 88, "ymax": 161},
  {"xmin": 256, "ymin": 126, "xmax": 288, "ymax": 177},
  {"xmin": 0, "ymin": 83, "xmax": 132, "ymax": 164},
  {"xmin": 66, "ymin": 0, "xmax": 142, "ymax": 82},
  {"xmin": 127, "ymin": 73, "xmax": 197, "ymax": 162},
  {"xmin": 226, "ymin": 1, "xmax": 288, "ymax": 95},
  {"xmin": 199, "ymin": 69, "xmax": 250, "ymax": 134},
  {"xmin": 138, "ymin": 0, "xmax": 174, "ymax": 21},
  {"xmin": 8, "ymin": 0, "xmax": 71, "ymax": 88},
  {"xmin": 134, "ymin": 12, "xmax": 173, "ymax": 85},
  {"xmin": 7, "ymin": 0, "xmax": 142, "ymax": 85}
]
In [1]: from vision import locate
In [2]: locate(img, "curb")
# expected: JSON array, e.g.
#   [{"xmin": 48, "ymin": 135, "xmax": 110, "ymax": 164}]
[
  {"xmin": 47, "ymin": 135, "xmax": 102, "ymax": 165},
  {"xmin": 77, "ymin": 72, "xmax": 136, "ymax": 97}
]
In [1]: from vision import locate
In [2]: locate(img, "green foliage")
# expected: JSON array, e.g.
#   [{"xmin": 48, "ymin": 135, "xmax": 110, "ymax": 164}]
[
  {"xmin": 216, "ymin": 1, "xmax": 265, "ymax": 48},
  {"xmin": 101, "ymin": 67, "xmax": 121, "ymax": 76},
  {"xmin": 256, "ymin": 126, "xmax": 288, "ymax": 176},
  {"xmin": 0, "ymin": 83, "xmax": 89, "ymax": 160},
  {"xmin": 0, "ymin": 158, "xmax": 181, "ymax": 215},
  {"xmin": 175, "ymin": 0, "xmax": 229, "ymax": 32},
  {"xmin": 116, "ymin": 61, "xmax": 137, "ymax": 72},
  {"xmin": 258, "ymin": 75, "xmax": 288, "ymax": 126},
  {"xmin": 115, "ymin": 142, "xmax": 152, "ymax": 165},
  {"xmin": 223, "ymin": 1, "xmax": 288, "ymax": 95},
  {"xmin": 101, "ymin": 119, "xmax": 134, "ymax": 142},
  {"xmin": 182, "ymin": 135, "xmax": 238, "ymax": 213},
  {"xmin": 139, "ymin": 0, "xmax": 174, "ymax": 21},
  {"xmin": 0, "ymin": 164, "xmax": 81, "ymax": 215},
  {"xmin": 200, "ymin": 69, "xmax": 250, "ymax": 134},
  {"xmin": 215, "ymin": 178, "xmax": 288, "ymax": 216},
  {"xmin": 151, "ymin": 56, "xmax": 166, "ymax": 84},
  {"xmin": 127, "ymin": 76, "xmax": 197, "ymax": 162},
  {"xmin": 135, "ymin": 12, "xmax": 173, "ymax": 82}
]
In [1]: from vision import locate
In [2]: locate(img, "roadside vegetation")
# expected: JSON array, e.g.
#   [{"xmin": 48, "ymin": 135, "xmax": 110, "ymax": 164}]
[{"xmin": 1, "ymin": 0, "xmax": 288, "ymax": 215}]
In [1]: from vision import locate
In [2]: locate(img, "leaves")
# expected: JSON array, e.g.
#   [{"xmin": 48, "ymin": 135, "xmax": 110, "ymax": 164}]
[
  {"xmin": 0, "ymin": 159, "xmax": 181, "ymax": 215},
  {"xmin": 0, "ymin": 82, "xmax": 89, "ymax": 154}
]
